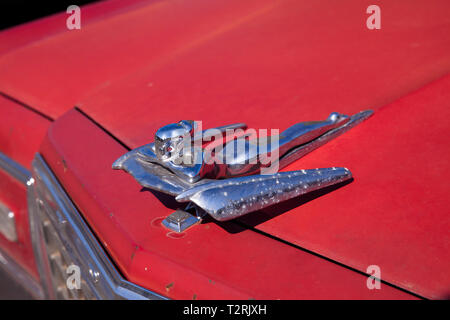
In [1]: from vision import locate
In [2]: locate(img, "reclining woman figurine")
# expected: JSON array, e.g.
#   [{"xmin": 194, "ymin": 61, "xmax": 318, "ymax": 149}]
[
  {"xmin": 138, "ymin": 112, "xmax": 356, "ymax": 183},
  {"xmin": 112, "ymin": 110, "xmax": 372, "ymax": 222}
]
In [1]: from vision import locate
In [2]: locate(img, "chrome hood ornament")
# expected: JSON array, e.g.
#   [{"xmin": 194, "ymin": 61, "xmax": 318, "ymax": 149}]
[{"xmin": 113, "ymin": 110, "xmax": 372, "ymax": 231}]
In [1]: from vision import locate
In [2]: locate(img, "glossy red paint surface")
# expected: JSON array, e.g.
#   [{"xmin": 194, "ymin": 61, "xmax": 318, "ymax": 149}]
[
  {"xmin": 0, "ymin": 95, "xmax": 51, "ymax": 168},
  {"xmin": 0, "ymin": 0, "xmax": 449, "ymax": 128},
  {"xmin": 39, "ymin": 108, "xmax": 415, "ymax": 299},
  {"xmin": 79, "ymin": 0, "xmax": 450, "ymax": 149},
  {"xmin": 75, "ymin": 0, "xmax": 448, "ymax": 298},
  {"xmin": 240, "ymin": 75, "xmax": 450, "ymax": 299},
  {"xmin": 0, "ymin": 0, "xmax": 150, "ymax": 56}
]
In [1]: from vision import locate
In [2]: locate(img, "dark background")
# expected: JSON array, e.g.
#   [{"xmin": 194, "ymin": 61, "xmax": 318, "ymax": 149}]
[{"xmin": 0, "ymin": 0, "xmax": 100, "ymax": 30}]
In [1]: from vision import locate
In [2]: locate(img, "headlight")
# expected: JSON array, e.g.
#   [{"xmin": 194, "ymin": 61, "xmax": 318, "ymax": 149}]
[{"xmin": 27, "ymin": 154, "xmax": 166, "ymax": 300}]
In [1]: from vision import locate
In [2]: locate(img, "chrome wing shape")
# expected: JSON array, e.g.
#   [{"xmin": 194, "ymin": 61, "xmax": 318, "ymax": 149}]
[
  {"xmin": 175, "ymin": 168, "xmax": 351, "ymax": 221},
  {"xmin": 113, "ymin": 148, "xmax": 196, "ymax": 196},
  {"xmin": 113, "ymin": 110, "xmax": 372, "ymax": 221},
  {"xmin": 113, "ymin": 151, "xmax": 351, "ymax": 221}
]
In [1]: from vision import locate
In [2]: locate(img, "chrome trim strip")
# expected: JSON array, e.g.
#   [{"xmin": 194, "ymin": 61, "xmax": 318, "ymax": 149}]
[
  {"xmin": 0, "ymin": 202, "xmax": 18, "ymax": 242},
  {"xmin": 0, "ymin": 151, "xmax": 31, "ymax": 185},
  {"xmin": 0, "ymin": 246, "xmax": 44, "ymax": 299},
  {"xmin": 29, "ymin": 154, "xmax": 167, "ymax": 300}
]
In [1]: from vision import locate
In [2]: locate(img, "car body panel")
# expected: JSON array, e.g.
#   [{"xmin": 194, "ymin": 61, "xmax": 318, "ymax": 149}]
[
  {"xmin": 0, "ymin": 95, "xmax": 51, "ymax": 168},
  {"xmin": 0, "ymin": 0, "xmax": 449, "ymax": 299},
  {"xmin": 239, "ymin": 75, "xmax": 450, "ymax": 299},
  {"xmin": 0, "ymin": 0, "xmax": 152, "ymax": 56},
  {"xmin": 0, "ymin": 0, "xmax": 450, "ymax": 132},
  {"xmin": 38, "ymin": 108, "xmax": 415, "ymax": 299},
  {"xmin": 0, "ymin": 95, "xmax": 51, "ymax": 279}
]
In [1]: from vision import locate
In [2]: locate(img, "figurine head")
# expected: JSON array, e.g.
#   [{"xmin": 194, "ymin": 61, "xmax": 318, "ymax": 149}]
[{"xmin": 154, "ymin": 120, "xmax": 195, "ymax": 161}]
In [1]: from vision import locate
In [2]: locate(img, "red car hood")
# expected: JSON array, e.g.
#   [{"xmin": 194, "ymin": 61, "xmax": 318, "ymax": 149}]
[{"xmin": 1, "ymin": 0, "xmax": 449, "ymax": 298}]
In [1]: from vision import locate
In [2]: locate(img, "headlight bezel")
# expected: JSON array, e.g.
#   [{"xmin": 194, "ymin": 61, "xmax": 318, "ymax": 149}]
[{"xmin": 28, "ymin": 153, "xmax": 166, "ymax": 300}]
